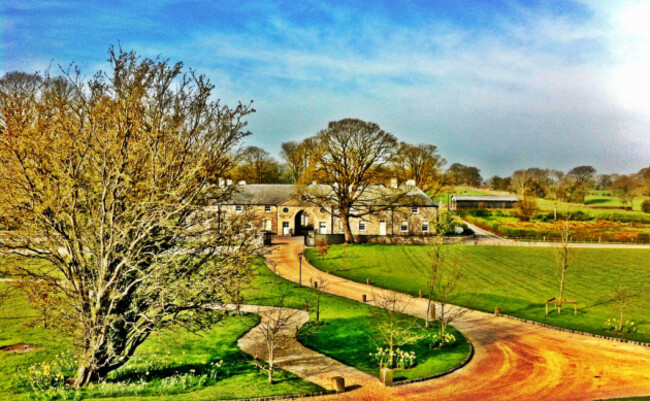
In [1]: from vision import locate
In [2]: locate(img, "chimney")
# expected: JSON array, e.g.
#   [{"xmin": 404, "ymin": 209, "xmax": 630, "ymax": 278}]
[
  {"xmin": 390, "ymin": 178, "xmax": 398, "ymax": 188},
  {"xmin": 238, "ymin": 180, "xmax": 246, "ymax": 185},
  {"xmin": 405, "ymin": 179, "xmax": 416, "ymax": 186}
]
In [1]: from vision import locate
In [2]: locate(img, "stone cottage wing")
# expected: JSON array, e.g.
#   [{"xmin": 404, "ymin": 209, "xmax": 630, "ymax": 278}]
[{"xmin": 225, "ymin": 184, "xmax": 296, "ymax": 205}]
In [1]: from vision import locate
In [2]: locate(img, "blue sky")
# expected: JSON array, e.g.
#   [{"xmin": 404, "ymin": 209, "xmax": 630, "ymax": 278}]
[{"xmin": 2, "ymin": 0, "xmax": 649, "ymax": 178}]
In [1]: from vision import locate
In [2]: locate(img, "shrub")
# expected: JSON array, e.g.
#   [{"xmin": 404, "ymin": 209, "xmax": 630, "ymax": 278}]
[
  {"xmin": 642, "ymin": 200, "xmax": 650, "ymax": 214},
  {"xmin": 604, "ymin": 318, "xmax": 637, "ymax": 334}
]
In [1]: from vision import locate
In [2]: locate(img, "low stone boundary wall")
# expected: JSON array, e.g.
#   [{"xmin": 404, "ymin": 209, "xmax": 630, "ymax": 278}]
[
  {"xmin": 313, "ymin": 234, "xmax": 471, "ymax": 246},
  {"xmin": 221, "ymin": 389, "xmax": 337, "ymax": 401},
  {"xmin": 498, "ymin": 313, "xmax": 650, "ymax": 347}
]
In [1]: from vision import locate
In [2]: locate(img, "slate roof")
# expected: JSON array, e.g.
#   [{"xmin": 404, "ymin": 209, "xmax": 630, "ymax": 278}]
[
  {"xmin": 452, "ymin": 195, "xmax": 518, "ymax": 202},
  {"xmin": 222, "ymin": 184, "xmax": 438, "ymax": 207},
  {"xmin": 226, "ymin": 184, "xmax": 296, "ymax": 205}
]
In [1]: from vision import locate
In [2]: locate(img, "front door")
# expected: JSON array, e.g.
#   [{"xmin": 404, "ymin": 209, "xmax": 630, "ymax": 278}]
[
  {"xmin": 319, "ymin": 222, "xmax": 327, "ymax": 234},
  {"xmin": 379, "ymin": 220, "xmax": 386, "ymax": 236},
  {"xmin": 282, "ymin": 222, "xmax": 290, "ymax": 235}
]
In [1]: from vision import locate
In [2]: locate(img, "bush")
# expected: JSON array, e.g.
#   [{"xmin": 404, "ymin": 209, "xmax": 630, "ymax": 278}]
[
  {"xmin": 604, "ymin": 318, "xmax": 637, "ymax": 334},
  {"xmin": 642, "ymin": 200, "xmax": 650, "ymax": 214}
]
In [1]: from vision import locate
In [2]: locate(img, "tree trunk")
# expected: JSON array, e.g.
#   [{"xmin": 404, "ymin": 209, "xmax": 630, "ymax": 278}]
[
  {"xmin": 268, "ymin": 347, "xmax": 274, "ymax": 384},
  {"xmin": 341, "ymin": 212, "xmax": 355, "ymax": 244},
  {"xmin": 558, "ymin": 269, "xmax": 566, "ymax": 314},
  {"xmin": 619, "ymin": 303, "xmax": 624, "ymax": 332}
]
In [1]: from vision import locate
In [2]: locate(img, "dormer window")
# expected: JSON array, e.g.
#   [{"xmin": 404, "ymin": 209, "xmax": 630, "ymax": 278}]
[
  {"xmin": 235, "ymin": 205, "xmax": 243, "ymax": 212},
  {"xmin": 412, "ymin": 207, "xmax": 419, "ymax": 214}
]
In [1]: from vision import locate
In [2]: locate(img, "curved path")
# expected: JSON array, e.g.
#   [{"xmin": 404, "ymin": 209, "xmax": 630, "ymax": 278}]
[
  {"xmin": 228, "ymin": 304, "xmax": 374, "ymax": 390},
  {"xmin": 266, "ymin": 236, "xmax": 650, "ymax": 401}
]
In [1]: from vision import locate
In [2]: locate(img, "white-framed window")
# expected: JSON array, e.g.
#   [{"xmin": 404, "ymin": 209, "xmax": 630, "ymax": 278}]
[
  {"xmin": 422, "ymin": 222, "xmax": 429, "ymax": 232},
  {"xmin": 359, "ymin": 221, "xmax": 366, "ymax": 232},
  {"xmin": 235, "ymin": 205, "xmax": 242, "ymax": 212},
  {"xmin": 265, "ymin": 206, "xmax": 271, "ymax": 213},
  {"xmin": 412, "ymin": 207, "xmax": 419, "ymax": 214},
  {"xmin": 400, "ymin": 221, "xmax": 408, "ymax": 232},
  {"xmin": 245, "ymin": 223, "xmax": 252, "ymax": 230}
]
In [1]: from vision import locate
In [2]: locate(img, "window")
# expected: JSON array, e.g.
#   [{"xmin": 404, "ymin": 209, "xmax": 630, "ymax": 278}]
[
  {"xmin": 400, "ymin": 221, "xmax": 408, "ymax": 232},
  {"xmin": 235, "ymin": 205, "xmax": 242, "ymax": 212},
  {"xmin": 265, "ymin": 206, "xmax": 271, "ymax": 213},
  {"xmin": 359, "ymin": 221, "xmax": 366, "ymax": 232},
  {"xmin": 422, "ymin": 222, "xmax": 429, "ymax": 232},
  {"xmin": 412, "ymin": 207, "xmax": 419, "ymax": 214},
  {"xmin": 245, "ymin": 223, "xmax": 252, "ymax": 230},
  {"xmin": 283, "ymin": 207, "xmax": 289, "ymax": 213}
]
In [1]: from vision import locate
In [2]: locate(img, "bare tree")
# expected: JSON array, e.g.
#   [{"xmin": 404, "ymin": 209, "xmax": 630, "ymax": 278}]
[
  {"xmin": 611, "ymin": 175, "xmax": 637, "ymax": 209},
  {"xmin": 553, "ymin": 217, "xmax": 577, "ymax": 313},
  {"xmin": 254, "ymin": 305, "xmax": 296, "ymax": 384},
  {"xmin": 0, "ymin": 48, "xmax": 257, "ymax": 386},
  {"xmin": 426, "ymin": 243, "xmax": 465, "ymax": 345},
  {"xmin": 309, "ymin": 274, "xmax": 329, "ymax": 322},
  {"xmin": 299, "ymin": 119, "xmax": 407, "ymax": 243},
  {"xmin": 14, "ymin": 279, "xmax": 64, "ymax": 329},
  {"xmin": 372, "ymin": 290, "xmax": 424, "ymax": 368},
  {"xmin": 610, "ymin": 284, "xmax": 637, "ymax": 333}
]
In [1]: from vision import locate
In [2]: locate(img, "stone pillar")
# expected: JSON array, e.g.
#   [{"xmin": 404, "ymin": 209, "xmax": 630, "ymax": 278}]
[
  {"xmin": 380, "ymin": 368, "xmax": 393, "ymax": 386},
  {"xmin": 331, "ymin": 376, "xmax": 345, "ymax": 393}
]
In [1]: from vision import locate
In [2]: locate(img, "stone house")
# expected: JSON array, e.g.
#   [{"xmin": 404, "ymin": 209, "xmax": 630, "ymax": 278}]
[{"xmin": 214, "ymin": 183, "xmax": 439, "ymax": 237}]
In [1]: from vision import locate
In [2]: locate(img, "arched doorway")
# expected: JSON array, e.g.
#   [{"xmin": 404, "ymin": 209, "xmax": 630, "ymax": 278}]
[{"xmin": 294, "ymin": 210, "xmax": 308, "ymax": 236}]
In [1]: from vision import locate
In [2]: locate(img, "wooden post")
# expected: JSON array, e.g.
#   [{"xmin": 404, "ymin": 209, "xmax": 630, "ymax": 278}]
[
  {"xmin": 380, "ymin": 368, "xmax": 393, "ymax": 386},
  {"xmin": 419, "ymin": 289, "xmax": 423, "ymax": 298},
  {"xmin": 313, "ymin": 281, "xmax": 318, "ymax": 289},
  {"xmin": 362, "ymin": 294, "xmax": 367, "ymax": 303},
  {"xmin": 366, "ymin": 278, "xmax": 371, "ymax": 285},
  {"xmin": 574, "ymin": 303, "xmax": 578, "ymax": 315},
  {"xmin": 304, "ymin": 301, "xmax": 309, "ymax": 311},
  {"xmin": 545, "ymin": 303, "xmax": 549, "ymax": 316},
  {"xmin": 331, "ymin": 376, "xmax": 345, "ymax": 393},
  {"xmin": 494, "ymin": 307, "xmax": 500, "ymax": 316},
  {"xmin": 429, "ymin": 304, "xmax": 436, "ymax": 321}
]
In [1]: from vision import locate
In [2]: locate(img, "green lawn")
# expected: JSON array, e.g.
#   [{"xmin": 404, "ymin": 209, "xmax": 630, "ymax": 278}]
[
  {"xmin": 0, "ymin": 281, "xmax": 321, "ymax": 401},
  {"xmin": 306, "ymin": 245, "xmax": 650, "ymax": 343},
  {"xmin": 244, "ymin": 262, "xmax": 471, "ymax": 382}
]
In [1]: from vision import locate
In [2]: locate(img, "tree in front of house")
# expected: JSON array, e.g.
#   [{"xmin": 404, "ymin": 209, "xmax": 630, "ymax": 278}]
[
  {"xmin": 0, "ymin": 48, "xmax": 257, "ymax": 386},
  {"xmin": 298, "ymin": 119, "xmax": 405, "ymax": 243}
]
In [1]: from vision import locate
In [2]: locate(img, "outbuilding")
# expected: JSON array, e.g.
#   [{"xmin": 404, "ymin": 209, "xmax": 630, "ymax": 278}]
[{"xmin": 450, "ymin": 195, "xmax": 518, "ymax": 210}]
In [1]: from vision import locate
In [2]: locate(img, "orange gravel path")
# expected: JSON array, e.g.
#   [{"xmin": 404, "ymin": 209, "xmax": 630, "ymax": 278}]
[{"xmin": 266, "ymin": 236, "xmax": 650, "ymax": 401}]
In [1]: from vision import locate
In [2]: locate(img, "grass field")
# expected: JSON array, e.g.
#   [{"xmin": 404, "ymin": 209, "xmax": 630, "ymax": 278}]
[{"xmin": 306, "ymin": 244, "xmax": 650, "ymax": 343}]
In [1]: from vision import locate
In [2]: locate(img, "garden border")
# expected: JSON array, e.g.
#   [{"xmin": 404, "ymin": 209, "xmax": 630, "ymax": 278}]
[
  {"xmin": 497, "ymin": 313, "xmax": 650, "ymax": 347},
  {"xmin": 213, "ymin": 389, "xmax": 337, "ymax": 401},
  {"xmin": 390, "ymin": 340, "xmax": 475, "ymax": 387}
]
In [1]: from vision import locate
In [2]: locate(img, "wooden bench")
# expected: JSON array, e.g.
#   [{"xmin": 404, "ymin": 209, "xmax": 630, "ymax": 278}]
[{"xmin": 545, "ymin": 297, "xmax": 578, "ymax": 315}]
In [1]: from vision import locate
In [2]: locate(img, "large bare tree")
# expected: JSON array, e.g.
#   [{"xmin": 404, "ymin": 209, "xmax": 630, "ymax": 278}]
[
  {"xmin": 280, "ymin": 140, "xmax": 311, "ymax": 183},
  {"xmin": 235, "ymin": 145, "xmax": 280, "ymax": 184},
  {"xmin": 0, "ymin": 48, "xmax": 256, "ymax": 386},
  {"xmin": 299, "ymin": 119, "xmax": 402, "ymax": 243}
]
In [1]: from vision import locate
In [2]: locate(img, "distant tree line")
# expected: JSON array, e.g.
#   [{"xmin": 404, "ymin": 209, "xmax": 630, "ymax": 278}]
[{"xmin": 488, "ymin": 165, "xmax": 650, "ymax": 209}]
